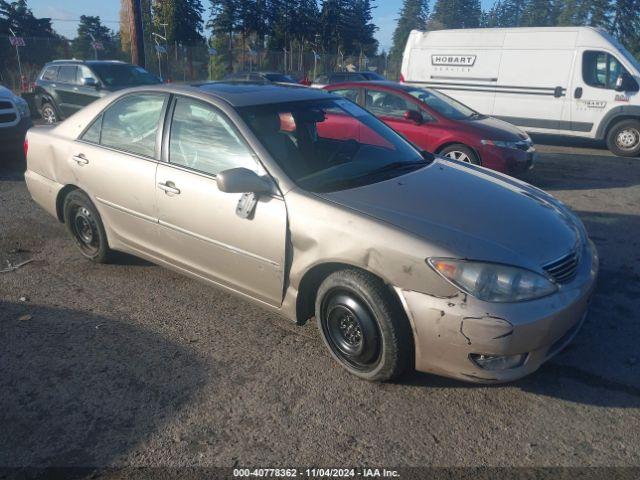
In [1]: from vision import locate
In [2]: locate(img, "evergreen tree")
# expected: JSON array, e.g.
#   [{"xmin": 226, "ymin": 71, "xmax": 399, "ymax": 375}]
[
  {"xmin": 588, "ymin": 0, "xmax": 612, "ymax": 28},
  {"xmin": 611, "ymin": 0, "xmax": 640, "ymax": 55},
  {"xmin": 521, "ymin": 0, "xmax": 555, "ymax": 26},
  {"xmin": 154, "ymin": 0, "xmax": 204, "ymax": 44},
  {"xmin": 390, "ymin": 0, "xmax": 429, "ymax": 60},
  {"xmin": 0, "ymin": 0, "xmax": 55, "ymax": 36},
  {"xmin": 72, "ymin": 15, "xmax": 118, "ymax": 59},
  {"xmin": 431, "ymin": 0, "xmax": 481, "ymax": 29},
  {"xmin": 345, "ymin": 0, "xmax": 378, "ymax": 55}
]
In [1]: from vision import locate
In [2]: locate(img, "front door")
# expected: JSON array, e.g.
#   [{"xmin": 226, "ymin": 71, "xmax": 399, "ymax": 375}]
[
  {"xmin": 55, "ymin": 65, "xmax": 80, "ymax": 117},
  {"xmin": 155, "ymin": 96, "xmax": 287, "ymax": 306},
  {"xmin": 571, "ymin": 50, "xmax": 639, "ymax": 135},
  {"xmin": 364, "ymin": 88, "xmax": 436, "ymax": 150}
]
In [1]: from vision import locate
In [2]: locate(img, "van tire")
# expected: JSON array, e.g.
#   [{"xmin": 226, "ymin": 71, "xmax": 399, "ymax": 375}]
[
  {"xmin": 439, "ymin": 144, "xmax": 480, "ymax": 165},
  {"xmin": 315, "ymin": 269, "xmax": 412, "ymax": 382},
  {"xmin": 606, "ymin": 119, "xmax": 640, "ymax": 157}
]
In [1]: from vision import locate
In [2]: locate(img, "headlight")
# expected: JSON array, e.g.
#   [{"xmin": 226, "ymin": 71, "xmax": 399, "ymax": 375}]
[
  {"xmin": 428, "ymin": 258, "xmax": 558, "ymax": 302},
  {"xmin": 480, "ymin": 139, "xmax": 526, "ymax": 149},
  {"xmin": 15, "ymin": 97, "xmax": 30, "ymax": 117}
]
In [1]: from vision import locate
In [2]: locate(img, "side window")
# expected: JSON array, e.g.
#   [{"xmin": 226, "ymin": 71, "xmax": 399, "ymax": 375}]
[
  {"xmin": 583, "ymin": 51, "xmax": 629, "ymax": 89},
  {"xmin": 100, "ymin": 93, "xmax": 166, "ymax": 157},
  {"xmin": 169, "ymin": 97, "xmax": 257, "ymax": 176},
  {"xmin": 58, "ymin": 66, "xmax": 78, "ymax": 84},
  {"xmin": 332, "ymin": 88, "xmax": 359, "ymax": 102},
  {"xmin": 41, "ymin": 66, "xmax": 58, "ymax": 81},
  {"xmin": 81, "ymin": 114, "xmax": 103, "ymax": 144},
  {"xmin": 78, "ymin": 66, "xmax": 98, "ymax": 84},
  {"xmin": 365, "ymin": 90, "xmax": 416, "ymax": 118}
]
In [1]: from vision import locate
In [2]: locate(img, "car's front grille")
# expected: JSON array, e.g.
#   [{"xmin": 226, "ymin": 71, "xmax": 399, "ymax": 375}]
[
  {"xmin": 0, "ymin": 99, "xmax": 18, "ymax": 127},
  {"xmin": 543, "ymin": 250, "xmax": 580, "ymax": 284}
]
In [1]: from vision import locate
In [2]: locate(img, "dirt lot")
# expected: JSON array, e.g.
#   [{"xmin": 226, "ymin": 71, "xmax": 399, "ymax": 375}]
[{"xmin": 1, "ymin": 137, "xmax": 639, "ymax": 470}]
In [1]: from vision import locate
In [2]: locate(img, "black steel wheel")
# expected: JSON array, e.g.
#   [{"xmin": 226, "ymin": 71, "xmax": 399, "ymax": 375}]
[
  {"xmin": 321, "ymin": 290, "xmax": 381, "ymax": 370},
  {"xmin": 63, "ymin": 190, "xmax": 113, "ymax": 263},
  {"xmin": 315, "ymin": 269, "xmax": 412, "ymax": 381}
]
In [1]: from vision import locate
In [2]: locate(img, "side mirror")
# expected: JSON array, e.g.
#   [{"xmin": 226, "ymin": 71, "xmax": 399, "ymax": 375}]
[
  {"xmin": 403, "ymin": 110, "xmax": 423, "ymax": 124},
  {"xmin": 216, "ymin": 167, "xmax": 272, "ymax": 195},
  {"xmin": 81, "ymin": 77, "xmax": 98, "ymax": 88}
]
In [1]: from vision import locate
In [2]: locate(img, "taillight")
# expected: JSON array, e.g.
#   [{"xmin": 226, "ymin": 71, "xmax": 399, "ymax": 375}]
[
  {"xmin": 400, "ymin": 73, "xmax": 405, "ymax": 83},
  {"xmin": 23, "ymin": 138, "xmax": 28, "ymax": 158}
]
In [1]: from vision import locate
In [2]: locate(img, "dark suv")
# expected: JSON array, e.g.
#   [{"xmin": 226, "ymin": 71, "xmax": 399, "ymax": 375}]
[{"xmin": 34, "ymin": 60, "xmax": 160, "ymax": 123}]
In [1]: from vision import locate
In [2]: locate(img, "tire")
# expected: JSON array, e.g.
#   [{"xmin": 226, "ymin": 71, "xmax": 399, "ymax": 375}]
[
  {"xmin": 63, "ymin": 190, "xmax": 113, "ymax": 263},
  {"xmin": 606, "ymin": 119, "xmax": 640, "ymax": 157},
  {"xmin": 41, "ymin": 101, "xmax": 59, "ymax": 124},
  {"xmin": 315, "ymin": 269, "xmax": 412, "ymax": 381},
  {"xmin": 439, "ymin": 143, "xmax": 480, "ymax": 165}
]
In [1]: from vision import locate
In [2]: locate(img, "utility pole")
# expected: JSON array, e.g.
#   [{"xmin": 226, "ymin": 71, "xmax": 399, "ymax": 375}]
[{"xmin": 128, "ymin": 0, "xmax": 146, "ymax": 67}]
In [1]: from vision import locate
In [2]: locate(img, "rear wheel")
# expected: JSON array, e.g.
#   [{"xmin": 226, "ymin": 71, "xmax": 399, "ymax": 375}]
[
  {"xmin": 315, "ymin": 269, "xmax": 412, "ymax": 381},
  {"xmin": 607, "ymin": 119, "xmax": 640, "ymax": 157},
  {"xmin": 41, "ymin": 102, "xmax": 59, "ymax": 124},
  {"xmin": 63, "ymin": 190, "xmax": 113, "ymax": 263},
  {"xmin": 440, "ymin": 144, "xmax": 480, "ymax": 165}
]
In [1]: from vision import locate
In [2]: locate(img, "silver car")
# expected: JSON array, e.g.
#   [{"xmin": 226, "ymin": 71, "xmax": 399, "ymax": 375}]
[{"xmin": 24, "ymin": 83, "xmax": 598, "ymax": 382}]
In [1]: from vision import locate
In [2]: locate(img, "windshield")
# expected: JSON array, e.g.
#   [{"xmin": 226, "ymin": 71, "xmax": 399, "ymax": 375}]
[
  {"xmin": 362, "ymin": 72, "xmax": 385, "ymax": 80},
  {"xmin": 265, "ymin": 74, "xmax": 297, "ymax": 83},
  {"xmin": 91, "ymin": 64, "xmax": 160, "ymax": 87},
  {"xmin": 240, "ymin": 98, "xmax": 429, "ymax": 193},
  {"xmin": 406, "ymin": 87, "xmax": 477, "ymax": 120}
]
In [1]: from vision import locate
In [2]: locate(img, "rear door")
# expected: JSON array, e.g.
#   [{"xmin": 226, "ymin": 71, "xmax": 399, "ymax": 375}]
[
  {"xmin": 72, "ymin": 92, "xmax": 168, "ymax": 253},
  {"xmin": 55, "ymin": 65, "xmax": 80, "ymax": 117},
  {"xmin": 155, "ymin": 95, "xmax": 287, "ymax": 306}
]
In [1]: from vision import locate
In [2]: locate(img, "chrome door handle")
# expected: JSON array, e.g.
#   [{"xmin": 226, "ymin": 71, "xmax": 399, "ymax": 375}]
[
  {"xmin": 158, "ymin": 182, "xmax": 181, "ymax": 195},
  {"xmin": 72, "ymin": 154, "xmax": 89, "ymax": 165}
]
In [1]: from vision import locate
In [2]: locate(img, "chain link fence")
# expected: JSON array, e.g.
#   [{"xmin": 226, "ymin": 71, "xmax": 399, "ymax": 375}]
[{"xmin": 1, "ymin": 35, "xmax": 401, "ymax": 92}]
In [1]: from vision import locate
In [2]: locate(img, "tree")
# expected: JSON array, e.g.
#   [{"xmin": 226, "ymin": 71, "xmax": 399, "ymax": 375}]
[
  {"xmin": 345, "ymin": 0, "xmax": 378, "ymax": 56},
  {"xmin": 209, "ymin": 0, "xmax": 237, "ymax": 71},
  {"xmin": 390, "ymin": 0, "xmax": 429, "ymax": 61},
  {"xmin": 611, "ymin": 0, "xmax": 640, "ymax": 55},
  {"xmin": 72, "ymin": 15, "xmax": 118, "ymax": 60},
  {"xmin": 0, "ymin": 0, "xmax": 55, "ymax": 36},
  {"xmin": 521, "ymin": 0, "xmax": 556, "ymax": 26},
  {"xmin": 588, "ymin": 0, "xmax": 612, "ymax": 28},
  {"xmin": 154, "ymin": 0, "xmax": 204, "ymax": 45},
  {"xmin": 431, "ymin": 0, "xmax": 482, "ymax": 29}
]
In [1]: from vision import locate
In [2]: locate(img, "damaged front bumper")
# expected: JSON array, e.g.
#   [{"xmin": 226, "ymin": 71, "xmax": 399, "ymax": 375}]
[{"xmin": 397, "ymin": 241, "xmax": 599, "ymax": 383}]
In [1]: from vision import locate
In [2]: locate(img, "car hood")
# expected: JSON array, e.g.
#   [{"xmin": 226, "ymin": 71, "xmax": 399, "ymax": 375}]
[
  {"xmin": 461, "ymin": 115, "xmax": 529, "ymax": 141},
  {"xmin": 317, "ymin": 158, "xmax": 581, "ymax": 269},
  {"xmin": 0, "ymin": 85, "xmax": 16, "ymax": 99}
]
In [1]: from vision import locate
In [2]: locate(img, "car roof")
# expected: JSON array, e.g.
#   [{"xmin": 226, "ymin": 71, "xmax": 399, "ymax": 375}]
[
  {"xmin": 325, "ymin": 80, "xmax": 408, "ymax": 90},
  {"xmin": 163, "ymin": 82, "xmax": 337, "ymax": 107},
  {"xmin": 46, "ymin": 60, "xmax": 129, "ymax": 66}
]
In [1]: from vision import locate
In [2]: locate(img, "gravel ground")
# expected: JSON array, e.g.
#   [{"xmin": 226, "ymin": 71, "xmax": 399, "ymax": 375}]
[{"xmin": 0, "ymin": 137, "xmax": 639, "ymax": 470}]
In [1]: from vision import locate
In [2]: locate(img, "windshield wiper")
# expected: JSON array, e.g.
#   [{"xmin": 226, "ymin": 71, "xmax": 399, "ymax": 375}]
[{"xmin": 468, "ymin": 112, "xmax": 486, "ymax": 120}]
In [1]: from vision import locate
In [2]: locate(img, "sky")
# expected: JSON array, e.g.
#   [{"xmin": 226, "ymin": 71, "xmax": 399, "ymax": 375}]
[{"xmin": 27, "ymin": 0, "xmax": 493, "ymax": 53}]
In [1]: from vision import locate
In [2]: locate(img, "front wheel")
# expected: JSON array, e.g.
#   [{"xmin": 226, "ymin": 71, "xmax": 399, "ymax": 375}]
[
  {"xmin": 607, "ymin": 119, "xmax": 640, "ymax": 157},
  {"xmin": 315, "ymin": 269, "xmax": 412, "ymax": 381},
  {"xmin": 439, "ymin": 144, "xmax": 480, "ymax": 165}
]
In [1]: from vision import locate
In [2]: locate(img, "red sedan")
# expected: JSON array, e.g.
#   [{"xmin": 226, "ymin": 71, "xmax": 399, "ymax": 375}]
[{"xmin": 323, "ymin": 81, "xmax": 536, "ymax": 176}]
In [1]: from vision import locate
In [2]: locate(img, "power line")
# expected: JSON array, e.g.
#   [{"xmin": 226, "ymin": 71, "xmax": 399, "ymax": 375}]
[{"xmin": 48, "ymin": 18, "xmax": 120, "ymax": 24}]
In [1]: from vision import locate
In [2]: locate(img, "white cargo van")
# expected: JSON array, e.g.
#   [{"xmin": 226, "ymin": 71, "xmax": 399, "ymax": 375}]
[{"xmin": 401, "ymin": 27, "xmax": 640, "ymax": 157}]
